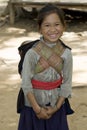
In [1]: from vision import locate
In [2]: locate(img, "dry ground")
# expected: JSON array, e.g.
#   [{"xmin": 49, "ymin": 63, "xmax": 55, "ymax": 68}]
[{"xmin": 0, "ymin": 14, "xmax": 87, "ymax": 130}]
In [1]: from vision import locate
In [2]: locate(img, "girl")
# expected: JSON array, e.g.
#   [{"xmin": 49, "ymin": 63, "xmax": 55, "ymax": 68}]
[{"xmin": 18, "ymin": 3, "xmax": 73, "ymax": 130}]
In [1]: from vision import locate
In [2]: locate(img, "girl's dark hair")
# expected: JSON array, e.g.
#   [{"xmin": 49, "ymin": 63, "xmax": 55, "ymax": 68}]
[{"xmin": 37, "ymin": 3, "xmax": 65, "ymax": 28}]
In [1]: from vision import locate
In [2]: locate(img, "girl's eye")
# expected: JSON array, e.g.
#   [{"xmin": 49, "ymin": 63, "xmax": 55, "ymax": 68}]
[
  {"xmin": 55, "ymin": 23, "xmax": 60, "ymax": 26},
  {"xmin": 44, "ymin": 24, "xmax": 50, "ymax": 27}
]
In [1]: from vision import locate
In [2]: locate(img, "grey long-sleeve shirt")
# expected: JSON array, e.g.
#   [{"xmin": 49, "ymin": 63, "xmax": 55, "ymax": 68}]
[{"xmin": 21, "ymin": 42, "xmax": 73, "ymax": 107}]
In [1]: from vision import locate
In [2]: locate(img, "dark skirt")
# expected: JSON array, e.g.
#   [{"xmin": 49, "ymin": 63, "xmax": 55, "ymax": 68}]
[{"xmin": 18, "ymin": 105, "xmax": 69, "ymax": 130}]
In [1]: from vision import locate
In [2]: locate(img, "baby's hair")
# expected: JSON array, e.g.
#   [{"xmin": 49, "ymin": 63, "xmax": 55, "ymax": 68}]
[{"xmin": 38, "ymin": 3, "xmax": 65, "ymax": 28}]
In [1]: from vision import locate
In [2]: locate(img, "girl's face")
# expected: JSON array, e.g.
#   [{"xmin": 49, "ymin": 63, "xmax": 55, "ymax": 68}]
[{"xmin": 40, "ymin": 13, "xmax": 65, "ymax": 43}]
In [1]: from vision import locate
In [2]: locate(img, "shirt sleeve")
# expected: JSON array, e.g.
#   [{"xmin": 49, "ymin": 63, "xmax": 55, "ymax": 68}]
[
  {"xmin": 59, "ymin": 48, "xmax": 73, "ymax": 98},
  {"xmin": 21, "ymin": 49, "xmax": 39, "ymax": 95}
]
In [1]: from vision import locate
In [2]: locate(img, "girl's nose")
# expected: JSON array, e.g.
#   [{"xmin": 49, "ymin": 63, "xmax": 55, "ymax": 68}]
[{"xmin": 50, "ymin": 26, "xmax": 56, "ymax": 32}]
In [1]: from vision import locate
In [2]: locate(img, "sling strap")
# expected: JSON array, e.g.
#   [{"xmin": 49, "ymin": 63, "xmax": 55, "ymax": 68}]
[
  {"xmin": 33, "ymin": 40, "xmax": 65, "ymax": 75},
  {"xmin": 32, "ymin": 76, "xmax": 62, "ymax": 90}
]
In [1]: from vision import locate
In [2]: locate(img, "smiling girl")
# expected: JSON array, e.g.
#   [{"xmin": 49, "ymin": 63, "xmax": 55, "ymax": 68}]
[{"xmin": 18, "ymin": 4, "xmax": 73, "ymax": 130}]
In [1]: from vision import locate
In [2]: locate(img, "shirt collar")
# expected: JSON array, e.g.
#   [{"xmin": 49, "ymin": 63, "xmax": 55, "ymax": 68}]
[{"xmin": 40, "ymin": 36, "xmax": 57, "ymax": 48}]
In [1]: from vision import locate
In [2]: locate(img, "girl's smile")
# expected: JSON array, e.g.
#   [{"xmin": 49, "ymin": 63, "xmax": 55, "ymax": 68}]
[{"xmin": 40, "ymin": 13, "xmax": 65, "ymax": 43}]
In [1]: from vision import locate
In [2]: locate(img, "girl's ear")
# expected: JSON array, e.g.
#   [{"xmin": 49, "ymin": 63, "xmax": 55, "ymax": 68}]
[
  {"xmin": 38, "ymin": 25, "xmax": 42, "ymax": 34},
  {"xmin": 39, "ymin": 29, "xmax": 42, "ymax": 34}
]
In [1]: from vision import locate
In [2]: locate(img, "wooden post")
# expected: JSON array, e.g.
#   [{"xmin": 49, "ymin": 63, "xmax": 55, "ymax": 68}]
[{"xmin": 9, "ymin": 0, "xmax": 15, "ymax": 24}]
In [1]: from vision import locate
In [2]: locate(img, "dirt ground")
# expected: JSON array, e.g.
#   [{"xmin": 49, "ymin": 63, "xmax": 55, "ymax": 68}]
[{"xmin": 0, "ymin": 14, "xmax": 87, "ymax": 130}]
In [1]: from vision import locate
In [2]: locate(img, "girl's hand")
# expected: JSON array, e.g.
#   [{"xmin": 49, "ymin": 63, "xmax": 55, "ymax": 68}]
[
  {"xmin": 45, "ymin": 106, "xmax": 58, "ymax": 116},
  {"xmin": 36, "ymin": 107, "xmax": 52, "ymax": 119}
]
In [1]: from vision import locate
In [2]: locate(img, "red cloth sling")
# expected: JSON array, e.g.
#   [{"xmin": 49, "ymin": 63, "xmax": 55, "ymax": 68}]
[{"xmin": 31, "ymin": 77, "xmax": 62, "ymax": 90}]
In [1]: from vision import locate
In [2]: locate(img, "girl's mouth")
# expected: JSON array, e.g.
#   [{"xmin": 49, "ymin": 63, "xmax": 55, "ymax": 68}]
[{"xmin": 49, "ymin": 34, "xmax": 58, "ymax": 39}]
